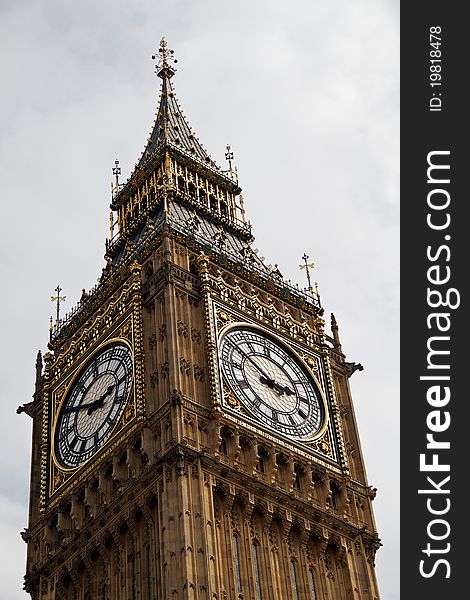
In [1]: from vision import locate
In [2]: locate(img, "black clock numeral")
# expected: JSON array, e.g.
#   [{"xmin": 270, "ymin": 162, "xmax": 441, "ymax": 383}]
[
  {"xmin": 237, "ymin": 379, "xmax": 249, "ymax": 389},
  {"xmin": 259, "ymin": 403, "xmax": 272, "ymax": 418},
  {"xmin": 117, "ymin": 373, "xmax": 128, "ymax": 386},
  {"xmin": 298, "ymin": 407, "xmax": 307, "ymax": 420}
]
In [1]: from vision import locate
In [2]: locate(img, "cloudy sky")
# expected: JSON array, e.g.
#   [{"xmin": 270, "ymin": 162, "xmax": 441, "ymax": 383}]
[{"xmin": 0, "ymin": 1, "xmax": 399, "ymax": 598}]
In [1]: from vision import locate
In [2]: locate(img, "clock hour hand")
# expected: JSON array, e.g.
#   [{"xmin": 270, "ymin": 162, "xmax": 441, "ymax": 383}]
[
  {"xmin": 260, "ymin": 376, "xmax": 295, "ymax": 396},
  {"xmin": 272, "ymin": 382, "xmax": 295, "ymax": 396},
  {"xmin": 87, "ymin": 384, "xmax": 116, "ymax": 414},
  {"xmin": 259, "ymin": 375, "xmax": 276, "ymax": 389}
]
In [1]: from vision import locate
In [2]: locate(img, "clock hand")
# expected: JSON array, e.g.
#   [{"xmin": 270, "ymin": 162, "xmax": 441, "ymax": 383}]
[
  {"xmin": 87, "ymin": 384, "xmax": 116, "ymax": 415},
  {"xmin": 259, "ymin": 375, "xmax": 276, "ymax": 390},
  {"xmin": 62, "ymin": 385, "xmax": 116, "ymax": 415},
  {"xmin": 260, "ymin": 375, "xmax": 295, "ymax": 397},
  {"xmin": 62, "ymin": 401, "xmax": 101, "ymax": 414},
  {"xmin": 272, "ymin": 381, "xmax": 295, "ymax": 396},
  {"xmin": 230, "ymin": 343, "xmax": 275, "ymax": 385}
]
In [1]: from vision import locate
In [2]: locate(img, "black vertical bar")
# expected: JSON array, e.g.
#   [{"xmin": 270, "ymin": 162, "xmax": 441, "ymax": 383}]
[{"xmin": 401, "ymin": 4, "xmax": 466, "ymax": 598}]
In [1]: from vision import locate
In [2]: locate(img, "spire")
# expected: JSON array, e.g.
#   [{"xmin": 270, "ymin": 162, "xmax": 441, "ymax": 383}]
[
  {"xmin": 138, "ymin": 37, "xmax": 219, "ymax": 170},
  {"xmin": 331, "ymin": 313, "xmax": 342, "ymax": 350}
]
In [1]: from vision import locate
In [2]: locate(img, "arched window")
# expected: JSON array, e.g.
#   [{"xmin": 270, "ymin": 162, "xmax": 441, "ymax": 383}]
[
  {"xmin": 209, "ymin": 195, "xmax": 218, "ymax": 212},
  {"xmin": 233, "ymin": 534, "xmax": 242, "ymax": 593},
  {"xmin": 131, "ymin": 556, "xmax": 137, "ymax": 600},
  {"xmin": 330, "ymin": 481, "xmax": 342, "ymax": 509},
  {"xmin": 309, "ymin": 568, "xmax": 318, "ymax": 600},
  {"xmin": 290, "ymin": 560, "xmax": 300, "ymax": 600},
  {"xmin": 177, "ymin": 176, "xmax": 186, "ymax": 191},
  {"xmin": 252, "ymin": 543, "xmax": 262, "ymax": 600},
  {"xmin": 293, "ymin": 466, "xmax": 302, "ymax": 491},
  {"xmin": 146, "ymin": 543, "xmax": 153, "ymax": 600},
  {"xmin": 219, "ymin": 436, "xmax": 228, "ymax": 456}
]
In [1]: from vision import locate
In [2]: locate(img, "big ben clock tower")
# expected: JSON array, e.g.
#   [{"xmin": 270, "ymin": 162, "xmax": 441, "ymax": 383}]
[{"xmin": 20, "ymin": 39, "xmax": 381, "ymax": 600}]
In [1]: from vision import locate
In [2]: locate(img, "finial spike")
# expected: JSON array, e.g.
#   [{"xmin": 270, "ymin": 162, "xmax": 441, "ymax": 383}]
[
  {"xmin": 331, "ymin": 313, "xmax": 342, "ymax": 350},
  {"xmin": 112, "ymin": 159, "xmax": 121, "ymax": 188},
  {"xmin": 50, "ymin": 285, "xmax": 66, "ymax": 324},
  {"xmin": 153, "ymin": 37, "xmax": 177, "ymax": 79},
  {"xmin": 299, "ymin": 253, "xmax": 315, "ymax": 294}
]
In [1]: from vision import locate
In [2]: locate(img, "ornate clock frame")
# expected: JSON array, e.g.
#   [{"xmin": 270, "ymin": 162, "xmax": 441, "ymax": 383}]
[{"xmin": 40, "ymin": 262, "xmax": 146, "ymax": 513}]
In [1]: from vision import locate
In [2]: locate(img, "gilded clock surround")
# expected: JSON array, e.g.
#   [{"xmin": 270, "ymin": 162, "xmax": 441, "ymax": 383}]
[
  {"xmin": 42, "ymin": 261, "xmax": 146, "ymax": 511},
  {"xmin": 21, "ymin": 41, "xmax": 381, "ymax": 600},
  {"xmin": 51, "ymin": 337, "xmax": 134, "ymax": 471}
]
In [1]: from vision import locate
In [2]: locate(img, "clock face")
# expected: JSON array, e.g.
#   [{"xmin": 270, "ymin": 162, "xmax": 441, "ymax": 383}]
[
  {"xmin": 220, "ymin": 327, "xmax": 324, "ymax": 441},
  {"xmin": 54, "ymin": 342, "xmax": 133, "ymax": 469}
]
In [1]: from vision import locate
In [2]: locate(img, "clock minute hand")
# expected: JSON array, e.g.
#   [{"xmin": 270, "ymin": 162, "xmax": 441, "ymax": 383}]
[
  {"xmin": 62, "ymin": 400, "xmax": 101, "ymax": 414},
  {"xmin": 62, "ymin": 384, "xmax": 116, "ymax": 415},
  {"xmin": 231, "ymin": 343, "xmax": 275, "ymax": 386}
]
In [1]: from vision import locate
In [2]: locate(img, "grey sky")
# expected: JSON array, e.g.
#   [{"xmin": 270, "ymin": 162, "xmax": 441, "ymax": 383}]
[{"xmin": 0, "ymin": 1, "xmax": 399, "ymax": 598}]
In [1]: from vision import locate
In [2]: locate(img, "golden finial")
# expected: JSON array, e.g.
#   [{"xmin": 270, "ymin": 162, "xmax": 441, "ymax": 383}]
[
  {"xmin": 112, "ymin": 159, "xmax": 121, "ymax": 191},
  {"xmin": 152, "ymin": 37, "xmax": 177, "ymax": 79},
  {"xmin": 299, "ymin": 253, "xmax": 315, "ymax": 294},
  {"xmin": 225, "ymin": 144, "xmax": 234, "ymax": 172},
  {"xmin": 51, "ymin": 285, "xmax": 66, "ymax": 326},
  {"xmin": 239, "ymin": 194, "xmax": 246, "ymax": 223}
]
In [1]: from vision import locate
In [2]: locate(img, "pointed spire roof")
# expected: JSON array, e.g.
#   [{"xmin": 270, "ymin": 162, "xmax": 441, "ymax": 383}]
[{"xmin": 137, "ymin": 38, "xmax": 219, "ymax": 170}]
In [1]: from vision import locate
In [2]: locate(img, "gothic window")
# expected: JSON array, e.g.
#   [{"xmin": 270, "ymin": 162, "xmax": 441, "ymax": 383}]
[
  {"xmin": 131, "ymin": 556, "xmax": 137, "ymax": 600},
  {"xmin": 330, "ymin": 481, "xmax": 342, "ymax": 509},
  {"xmin": 252, "ymin": 543, "xmax": 262, "ymax": 600},
  {"xmin": 220, "ymin": 201, "xmax": 228, "ymax": 217},
  {"xmin": 177, "ymin": 176, "xmax": 186, "ymax": 191},
  {"xmin": 146, "ymin": 543, "xmax": 153, "ymax": 600},
  {"xmin": 219, "ymin": 427, "xmax": 232, "ymax": 456},
  {"xmin": 309, "ymin": 569, "xmax": 318, "ymax": 600},
  {"xmin": 233, "ymin": 534, "xmax": 242, "ymax": 593},
  {"xmin": 257, "ymin": 453, "xmax": 265, "ymax": 474},
  {"xmin": 188, "ymin": 182, "xmax": 196, "ymax": 198},
  {"xmin": 293, "ymin": 466, "xmax": 303, "ymax": 491},
  {"xmin": 290, "ymin": 560, "xmax": 300, "ymax": 600},
  {"xmin": 209, "ymin": 195, "xmax": 218, "ymax": 212},
  {"xmin": 239, "ymin": 436, "xmax": 251, "ymax": 469},
  {"xmin": 276, "ymin": 453, "xmax": 289, "ymax": 487},
  {"xmin": 199, "ymin": 191, "xmax": 207, "ymax": 206},
  {"xmin": 219, "ymin": 436, "xmax": 228, "ymax": 456}
]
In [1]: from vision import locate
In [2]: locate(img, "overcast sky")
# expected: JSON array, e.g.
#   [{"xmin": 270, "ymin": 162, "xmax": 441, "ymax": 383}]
[{"xmin": 0, "ymin": 1, "xmax": 399, "ymax": 598}]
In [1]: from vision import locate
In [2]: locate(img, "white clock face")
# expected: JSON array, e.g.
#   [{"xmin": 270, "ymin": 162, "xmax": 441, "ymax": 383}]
[
  {"xmin": 54, "ymin": 342, "xmax": 133, "ymax": 469},
  {"xmin": 220, "ymin": 327, "xmax": 323, "ymax": 441}
]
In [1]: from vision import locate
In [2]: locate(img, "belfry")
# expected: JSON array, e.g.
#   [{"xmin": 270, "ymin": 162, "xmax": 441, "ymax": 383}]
[{"xmin": 20, "ymin": 39, "xmax": 381, "ymax": 599}]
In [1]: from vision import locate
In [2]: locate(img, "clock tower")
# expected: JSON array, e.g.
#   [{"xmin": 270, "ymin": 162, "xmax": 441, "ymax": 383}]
[{"xmin": 20, "ymin": 39, "xmax": 381, "ymax": 599}]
